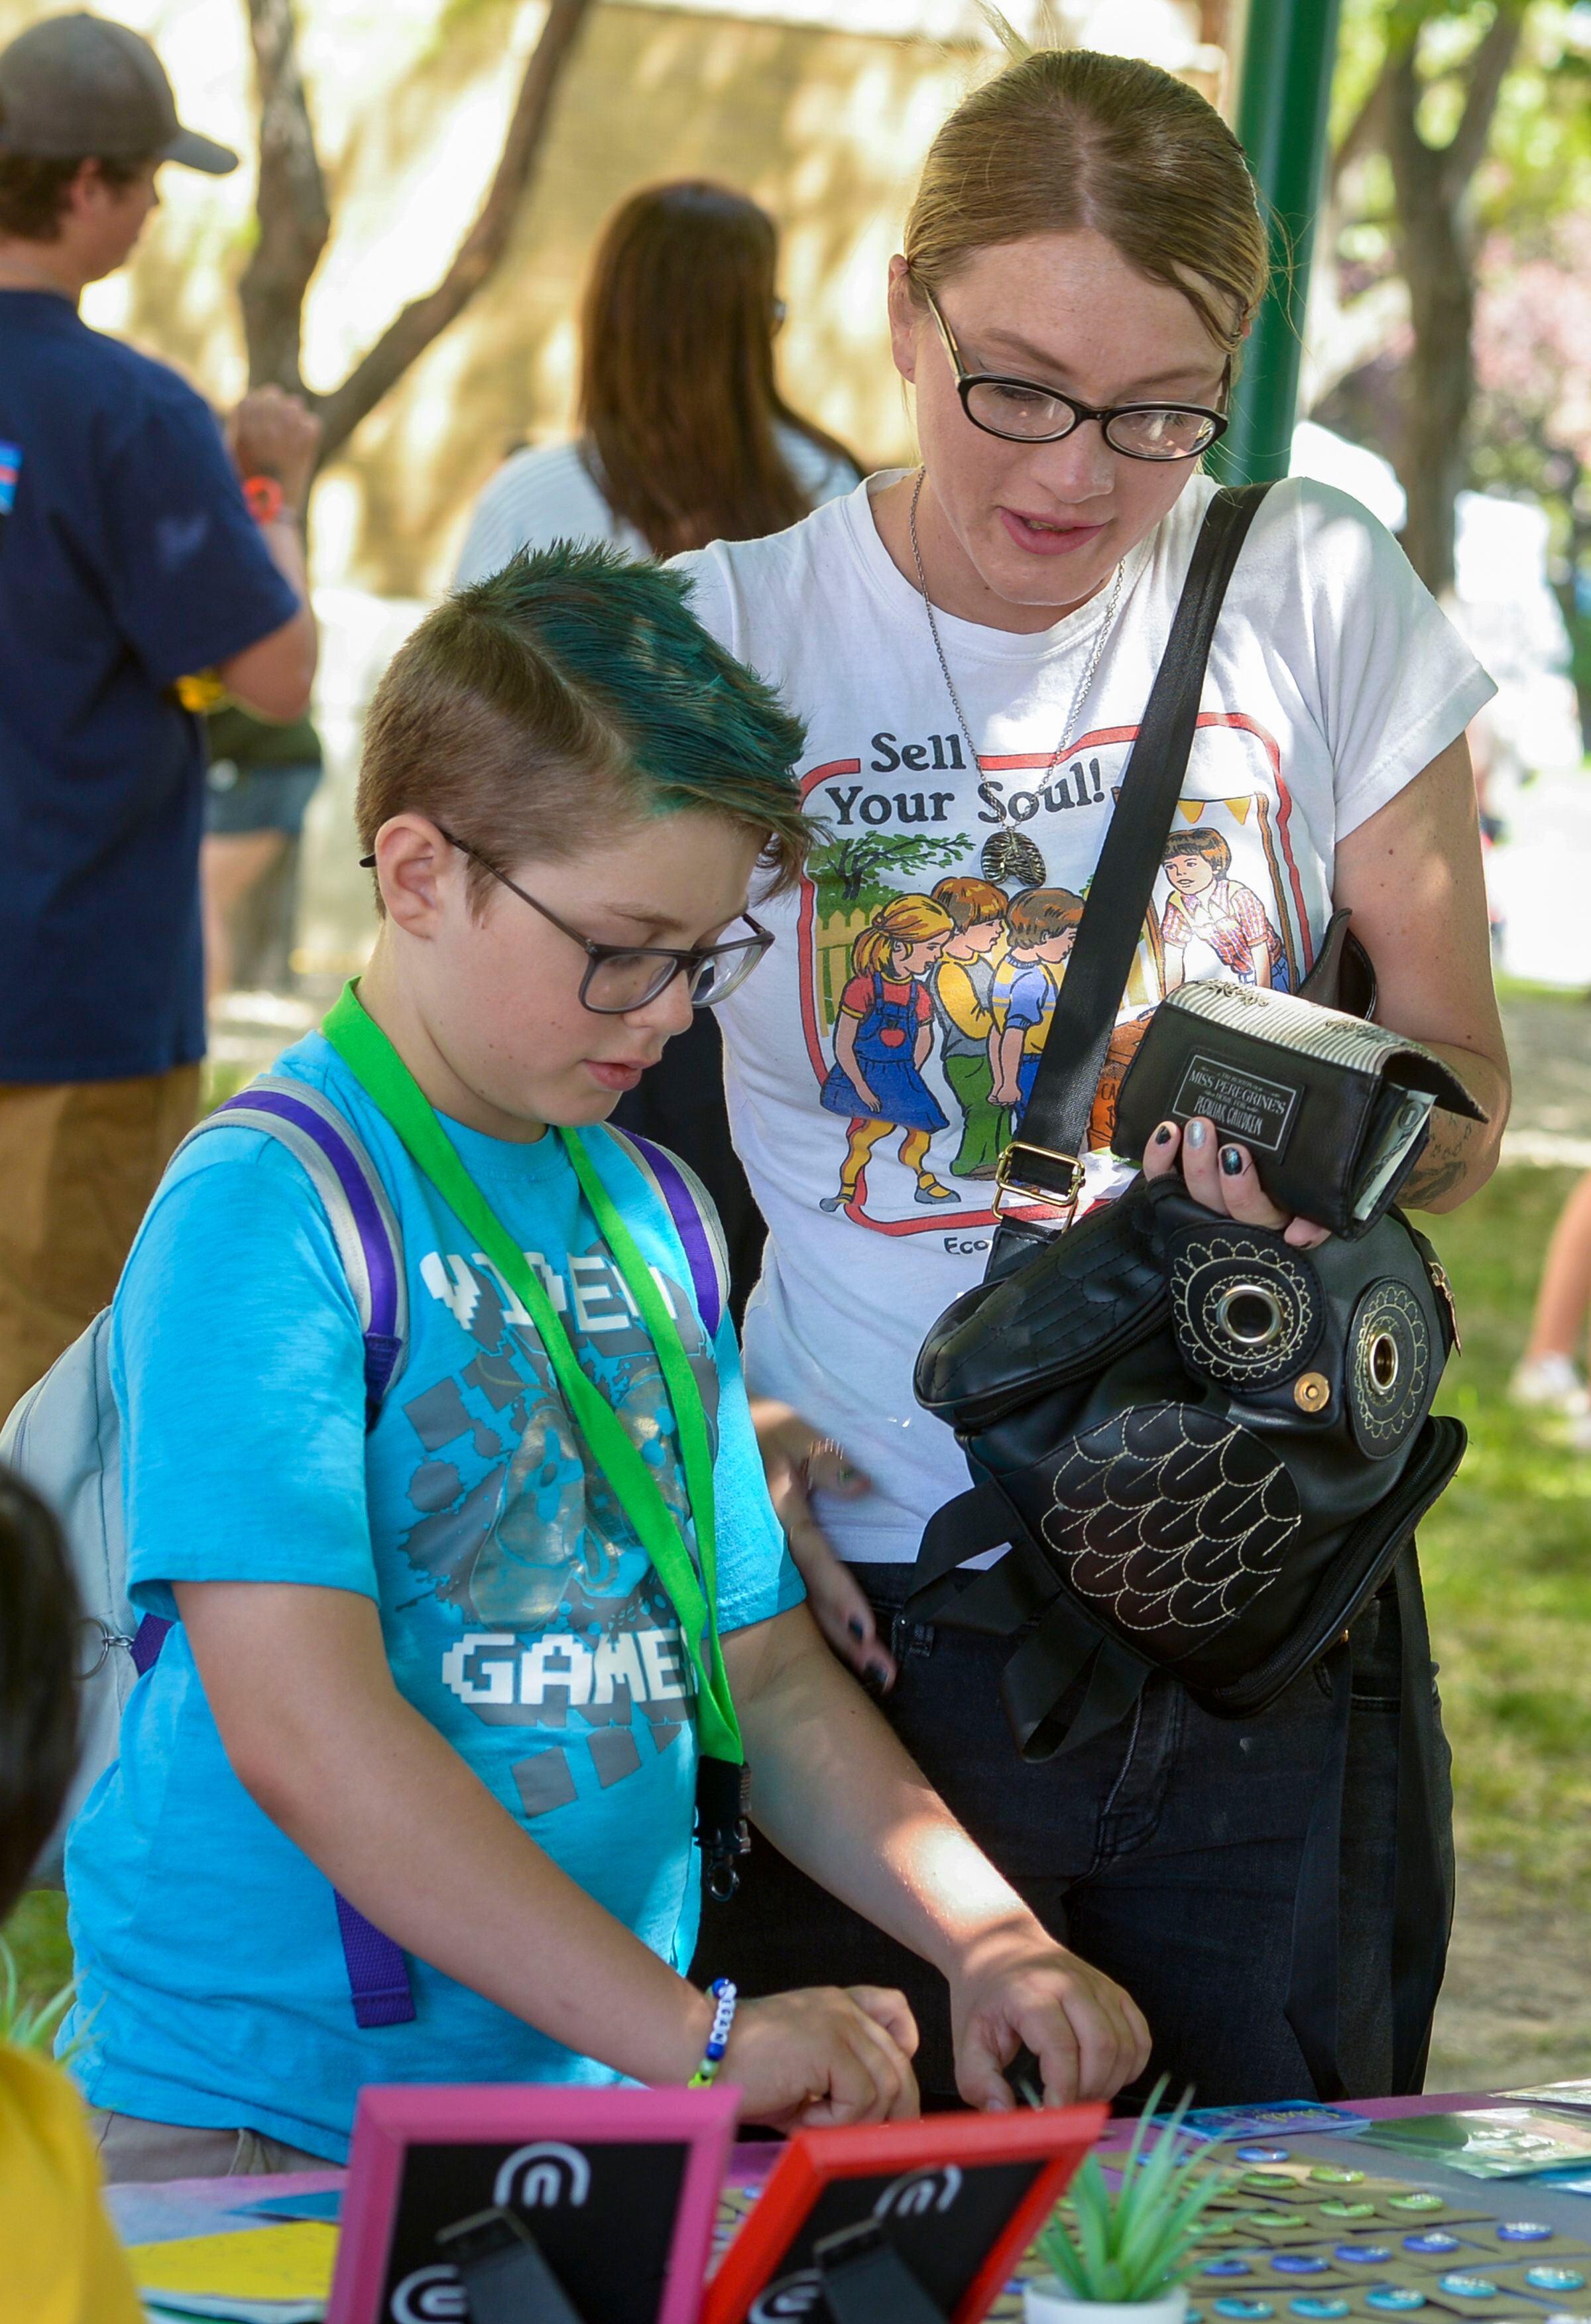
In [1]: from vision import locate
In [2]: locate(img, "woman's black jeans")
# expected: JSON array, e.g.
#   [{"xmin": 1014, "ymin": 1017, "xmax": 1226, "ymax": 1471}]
[{"xmin": 694, "ymin": 1550, "xmax": 1454, "ymax": 2107}]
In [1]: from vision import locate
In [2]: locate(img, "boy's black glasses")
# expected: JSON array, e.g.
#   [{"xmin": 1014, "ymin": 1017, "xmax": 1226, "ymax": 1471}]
[
  {"xmin": 422, "ymin": 829, "xmax": 774, "ymax": 1013},
  {"xmin": 920, "ymin": 281, "xmax": 1228, "ymax": 462}
]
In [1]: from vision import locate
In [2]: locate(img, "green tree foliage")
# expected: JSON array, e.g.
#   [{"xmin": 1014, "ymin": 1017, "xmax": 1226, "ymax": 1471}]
[
  {"xmin": 805, "ymin": 829, "xmax": 970, "ymax": 918},
  {"xmin": 1316, "ymin": 1, "xmax": 1591, "ymax": 616}
]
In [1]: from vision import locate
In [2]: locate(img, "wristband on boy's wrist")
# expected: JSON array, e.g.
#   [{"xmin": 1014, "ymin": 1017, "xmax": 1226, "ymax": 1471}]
[
  {"xmin": 241, "ymin": 473, "xmax": 296, "ymax": 526},
  {"xmin": 687, "ymin": 1977, "xmax": 738, "ymax": 2088}
]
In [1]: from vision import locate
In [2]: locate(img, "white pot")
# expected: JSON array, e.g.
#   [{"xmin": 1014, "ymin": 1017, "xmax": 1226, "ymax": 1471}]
[{"xmin": 1024, "ymin": 2283, "xmax": 1191, "ymax": 2324}]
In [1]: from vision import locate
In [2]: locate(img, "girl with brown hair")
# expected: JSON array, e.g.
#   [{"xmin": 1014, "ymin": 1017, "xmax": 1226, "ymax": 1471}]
[
  {"xmin": 455, "ymin": 180, "xmax": 858, "ymax": 576},
  {"xmin": 681, "ymin": 42, "xmax": 1509, "ymax": 2104}
]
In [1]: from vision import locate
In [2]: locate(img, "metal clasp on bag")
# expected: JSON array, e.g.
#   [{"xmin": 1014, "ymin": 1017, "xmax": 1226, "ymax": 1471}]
[{"xmin": 994, "ymin": 1140, "xmax": 1087, "ymax": 1224}]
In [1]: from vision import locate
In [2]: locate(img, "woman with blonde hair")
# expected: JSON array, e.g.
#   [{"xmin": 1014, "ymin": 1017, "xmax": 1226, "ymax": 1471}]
[
  {"xmin": 682, "ymin": 40, "xmax": 1507, "ymax": 2103},
  {"xmin": 819, "ymin": 894, "xmax": 955, "ymax": 1213}
]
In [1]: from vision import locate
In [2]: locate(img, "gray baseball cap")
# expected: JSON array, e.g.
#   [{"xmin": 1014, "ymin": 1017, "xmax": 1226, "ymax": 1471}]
[{"xmin": 0, "ymin": 13, "xmax": 237, "ymax": 174}]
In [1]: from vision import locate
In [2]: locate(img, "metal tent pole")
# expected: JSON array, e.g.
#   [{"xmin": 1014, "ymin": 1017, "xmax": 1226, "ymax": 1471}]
[{"xmin": 1212, "ymin": 0, "xmax": 1346, "ymax": 485}]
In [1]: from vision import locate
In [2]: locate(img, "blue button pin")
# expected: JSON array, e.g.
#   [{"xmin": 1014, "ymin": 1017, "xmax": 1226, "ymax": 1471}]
[
  {"xmin": 1236, "ymin": 2147, "xmax": 1292, "ymax": 2164},
  {"xmin": 1212, "ymin": 2301, "xmax": 1274, "ymax": 2320},
  {"xmin": 1526, "ymin": 2268, "xmax": 1587, "ymax": 2293},
  {"xmin": 1205, "ymin": 2259, "xmax": 1256, "ymax": 2279},
  {"xmin": 1436, "ymin": 2275, "xmax": 1498, "ymax": 2298},
  {"xmin": 1404, "ymin": 2234, "xmax": 1460, "ymax": 2255},
  {"xmin": 1366, "ymin": 2291, "xmax": 1426, "ymax": 2313},
  {"xmin": 1288, "ymin": 2301, "xmax": 1350, "ymax": 2319},
  {"xmin": 1273, "ymin": 2256, "xmax": 1329, "ymax": 2276},
  {"xmin": 1498, "ymin": 2223, "xmax": 1553, "ymax": 2244},
  {"xmin": 1335, "ymin": 2246, "xmax": 1393, "ymax": 2265}
]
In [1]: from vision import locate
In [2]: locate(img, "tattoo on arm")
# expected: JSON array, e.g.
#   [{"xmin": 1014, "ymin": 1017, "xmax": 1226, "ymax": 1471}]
[{"xmin": 1401, "ymin": 1109, "xmax": 1479, "ymax": 1209}]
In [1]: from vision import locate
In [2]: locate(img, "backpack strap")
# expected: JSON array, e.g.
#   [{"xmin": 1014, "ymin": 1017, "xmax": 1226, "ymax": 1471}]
[
  {"xmin": 601, "ymin": 1127, "xmax": 729, "ymax": 1342},
  {"xmin": 135, "ymin": 1076, "xmax": 416, "ymax": 2032},
  {"xmin": 202, "ymin": 1077, "xmax": 409, "ymax": 1419}
]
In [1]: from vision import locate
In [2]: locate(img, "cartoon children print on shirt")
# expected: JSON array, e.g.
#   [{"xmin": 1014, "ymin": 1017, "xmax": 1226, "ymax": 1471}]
[
  {"xmin": 819, "ymin": 894, "xmax": 959, "ymax": 1211},
  {"xmin": 1159, "ymin": 826, "xmax": 1288, "ymax": 991},
  {"xmin": 927, "ymin": 877, "xmax": 1010, "ymax": 1179},
  {"xmin": 797, "ymin": 738, "xmax": 1312, "ymax": 1231},
  {"xmin": 989, "ymin": 887, "xmax": 1086, "ymax": 1130}
]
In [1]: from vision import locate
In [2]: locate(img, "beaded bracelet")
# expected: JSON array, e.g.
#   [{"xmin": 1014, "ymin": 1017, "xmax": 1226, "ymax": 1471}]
[{"xmin": 688, "ymin": 1978, "xmax": 738, "ymax": 2088}]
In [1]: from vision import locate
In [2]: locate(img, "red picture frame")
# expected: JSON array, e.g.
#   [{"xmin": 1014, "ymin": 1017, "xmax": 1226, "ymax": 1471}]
[{"xmin": 703, "ymin": 2103, "xmax": 1106, "ymax": 2324}]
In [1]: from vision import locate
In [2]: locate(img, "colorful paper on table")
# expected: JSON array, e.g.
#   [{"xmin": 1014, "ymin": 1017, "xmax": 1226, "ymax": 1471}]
[
  {"xmin": 1500, "ymin": 2083, "xmax": 1591, "ymax": 2116},
  {"xmin": 130, "ymin": 2221, "xmax": 337, "ymax": 2317},
  {"xmin": 1360, "ymin": 2111, "xmax": 1591, "ymax": 2180},
  {"xmin": 235, "ymin": 2191, "xmax": 343, "ymax": 2225},
  {"xmin": 1176, "ymin": 2105, "xmax": 1375, "ymax": 2145}
]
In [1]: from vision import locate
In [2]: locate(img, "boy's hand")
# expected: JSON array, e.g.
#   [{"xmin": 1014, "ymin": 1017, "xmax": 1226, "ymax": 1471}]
[
  {"xmin": 751, "ymin": 1402, "xmax": 897, "ymax": 1691},
  {"xmin": 723, "ymin": 1985, "xmax": 920, "ymax": 2129},
  {"xmin": 227, "ymin": 385, "xmax": 322, "ymax": 508},
  {"xmin": 948, "ymin": 1924, "xmax": 1151, "ymax": 2110}
]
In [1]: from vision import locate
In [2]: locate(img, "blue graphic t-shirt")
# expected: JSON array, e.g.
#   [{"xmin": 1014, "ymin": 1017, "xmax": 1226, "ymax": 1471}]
[{"xmin": 63, "ymin": 1034, "xmax": 799, "ymax": 2160}]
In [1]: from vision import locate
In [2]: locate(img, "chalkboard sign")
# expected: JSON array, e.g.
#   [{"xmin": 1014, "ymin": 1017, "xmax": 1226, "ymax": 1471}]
[
  {"xmin": 703, "ymin": 2106, "xmax": 1105, "ymax": 2324},
  {"xmin": 327, "ymin": 2083, "xmax": 738, "ymax": 2324}
]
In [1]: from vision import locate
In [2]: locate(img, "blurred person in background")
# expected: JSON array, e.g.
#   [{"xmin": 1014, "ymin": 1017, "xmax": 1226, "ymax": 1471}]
[
  {"xmin": 455, "ymin": 180, "xmax": 860, "ymax": 1319},
  {"xmin": 0, "ymin": 1467, "xmax": 141, "ymax": 2321},
  {"xmin": 201, "ymin": 701, "xmax": 325, "ymax": 998},
  {"xmin": 1511, "ymin": 1172, "xmax": 1591, "ymax": 1438},
  {"xmin": 0, "ymin": 13, "xmax": 318, "ymax": 1419}
]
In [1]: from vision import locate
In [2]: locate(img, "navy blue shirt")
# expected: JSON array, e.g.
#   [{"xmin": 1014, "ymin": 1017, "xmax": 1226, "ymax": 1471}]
[{"xmin": 0, "ymin": 292, "xmax": 300, "ymax": 1081}]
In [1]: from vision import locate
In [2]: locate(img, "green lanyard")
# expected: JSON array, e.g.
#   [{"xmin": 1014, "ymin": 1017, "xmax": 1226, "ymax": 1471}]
[{"xmin": 322, "ymin": 982, "xmax": 742, "ymax": 1767}]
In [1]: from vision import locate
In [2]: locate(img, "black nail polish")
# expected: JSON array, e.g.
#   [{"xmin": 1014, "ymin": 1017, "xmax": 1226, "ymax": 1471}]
[
  {"xmin": 847, "ymin": 1617, "xmax": 866, "ymax": 1641},
  {"xmin": 1220, "ymin": 1144, "xmax": 1245, "ymax": 1177},
  {"xmin": 864, "ymin": 1661, "xmax": 891, "ymax": 1695},
  {"xmin": 1153, "ymin": 1124, "xmax": 1175, "ymax": 1148}
]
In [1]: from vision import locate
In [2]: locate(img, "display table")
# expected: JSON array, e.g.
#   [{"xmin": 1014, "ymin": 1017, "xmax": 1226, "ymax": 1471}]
[{"xmin": 109, "ymin": 2092, "xmax": 1591, "ymax": 2322}]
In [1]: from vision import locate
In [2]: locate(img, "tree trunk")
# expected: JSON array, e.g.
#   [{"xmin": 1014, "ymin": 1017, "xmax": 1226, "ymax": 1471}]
[
  {"xmin": 238, "ymin": 0, "xmax": 329, "ymax": 396},
  {"xmin": 1382, "ymin": 9, "xmax": 1523, "ymax": 596},
  {"xmin": 237, "ymin": 0, "xmax": 597, "ymax": 465},
  {"xmin": 313, "ymin": 0, "xmax": 597, "ymax": 464}
]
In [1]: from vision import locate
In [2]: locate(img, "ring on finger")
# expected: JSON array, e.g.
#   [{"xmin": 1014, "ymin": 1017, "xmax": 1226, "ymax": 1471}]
[{"xmin": 802, "ymin": 1436, "xmax": 848, "ymax": 1489}]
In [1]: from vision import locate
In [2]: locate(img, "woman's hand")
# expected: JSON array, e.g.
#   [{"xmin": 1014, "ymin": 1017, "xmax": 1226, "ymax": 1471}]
[
  {"xmin": 750, "ymin": 1401, "xmax": 898, "ymax": 1691},
  {"xmin": 721, "ymin": 1985, "xmax": 921, "ymax": 2128},
  {"xmin": 1143, "ymin": 1115, "xmax": 1330, "ymax": 1250}
]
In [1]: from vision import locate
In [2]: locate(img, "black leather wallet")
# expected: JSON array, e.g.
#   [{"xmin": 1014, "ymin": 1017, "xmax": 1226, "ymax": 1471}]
[{"xmin": 1112, "ymin": 979, "xmax": 1487, "ymax": 1238}]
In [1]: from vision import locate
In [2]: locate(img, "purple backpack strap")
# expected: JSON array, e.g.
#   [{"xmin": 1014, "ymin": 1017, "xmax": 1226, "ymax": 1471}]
[
  {"xmin": 128, "ymin": 1081, "xmax": 417, "ymax": 2032},
  {"xmin": 609, "ymin": 1130, "xmax": 727, "ymax": 1341}
]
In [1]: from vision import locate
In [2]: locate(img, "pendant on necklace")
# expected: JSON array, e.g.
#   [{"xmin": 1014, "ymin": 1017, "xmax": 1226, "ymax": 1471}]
[{"xmin": 981, "ymin": 829, "xmax": 1048, "ymax": 888}]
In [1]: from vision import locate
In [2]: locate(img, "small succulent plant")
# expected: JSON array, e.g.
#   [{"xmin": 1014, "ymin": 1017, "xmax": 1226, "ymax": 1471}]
[
  {"xmin": 0, "ymin": 1937, "xmax": 80, "ymax": 2058},
  {"xmin": 1035, "ymin": 2082, "xmax": 1236, "ymax": 2306}
]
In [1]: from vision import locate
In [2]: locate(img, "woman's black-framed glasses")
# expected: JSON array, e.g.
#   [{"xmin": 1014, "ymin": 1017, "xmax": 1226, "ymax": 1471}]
[
  {"xmin": 430, "ymin": 828, "xmax": 774, "ymax": 1013},
  {"xmin": 920, "ymin": 281, "xmax": 1228, "ymax": 463}
]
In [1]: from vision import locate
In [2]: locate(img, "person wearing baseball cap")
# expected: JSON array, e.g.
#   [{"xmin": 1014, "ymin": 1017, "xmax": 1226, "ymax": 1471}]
[{"xmin": 0, "ymin": 13, "xmax": 320, "ymax": 1422}]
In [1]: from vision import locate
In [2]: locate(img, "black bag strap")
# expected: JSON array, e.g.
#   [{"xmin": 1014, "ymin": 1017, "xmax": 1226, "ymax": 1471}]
[{"xmin": 995, "ymin": 481, "xmax": 1274, "ymax": 1215}]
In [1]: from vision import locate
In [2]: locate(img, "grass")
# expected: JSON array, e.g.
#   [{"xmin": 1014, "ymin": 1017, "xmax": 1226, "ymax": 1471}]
[
  {"xmin": 1419, "ymin": 1164, "xmax": 1591, "ymax": 1910},
  {"xmin": 4, "ymin": 1164, "xmax": 1588, "ymax": 2026}
]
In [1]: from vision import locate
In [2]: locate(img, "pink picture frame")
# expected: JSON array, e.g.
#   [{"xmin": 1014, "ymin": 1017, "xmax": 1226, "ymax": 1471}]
[{"xmin": 327, "ymin": 2081, "xmax": 740, "ymax": 2324}]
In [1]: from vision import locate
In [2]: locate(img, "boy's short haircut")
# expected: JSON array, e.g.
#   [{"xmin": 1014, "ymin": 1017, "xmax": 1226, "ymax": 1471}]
[
  {"xmin": 0, "ymin": 153, "xmax": 149, "ymax": 240},
  {"xmin": 357, "ymin": 544, "xmax": 812, "ymax": 910},
  {"xmin": 1163, "ymin": 826, "xmax": 1231, "ymax": 874},
  {"xmin": 0, "ymin": 1469, "xmax": 79, "ymax": 1922},
  {"xmin": 1007, "ymin": 887, "xmax": 1085, "ymax": 945},
  {"xmin": 932, "ymin": 875, "xmax": 1008, "ymax": 931}
]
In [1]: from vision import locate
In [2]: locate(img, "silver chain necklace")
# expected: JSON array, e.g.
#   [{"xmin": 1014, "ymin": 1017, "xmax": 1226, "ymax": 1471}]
[{"xmin": 908, "ymin": 466, "xmax": 1124, "ymax": 881}]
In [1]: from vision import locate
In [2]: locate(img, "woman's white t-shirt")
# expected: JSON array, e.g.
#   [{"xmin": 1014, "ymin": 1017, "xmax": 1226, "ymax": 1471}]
[
  {"xmin": 454, "ymin": 430, "xmax": 860, "ymax": 582},
  {"xmin": 674, "ymin": 471, "xmax": 1495, "ymax": 1567}
]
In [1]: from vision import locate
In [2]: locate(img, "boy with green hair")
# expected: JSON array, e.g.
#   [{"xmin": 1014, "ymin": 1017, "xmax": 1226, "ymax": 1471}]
[{"xmin": 62, "ymin": 547, "xmax": 1146, "ymax": 2173}]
